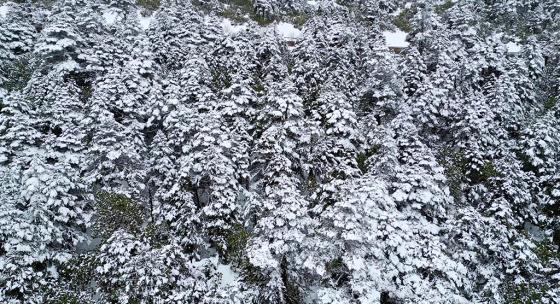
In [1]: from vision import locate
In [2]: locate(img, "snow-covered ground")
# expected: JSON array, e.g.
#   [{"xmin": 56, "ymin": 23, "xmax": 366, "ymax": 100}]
[
  {"xmin": 102, "ymin": 9, "xmax": 119, "ymax": 25},
  {"xmin": 192, "ymin": 256, "xmax": 240, "ymax": 287},
  {"xmin": 138, "ymin": 11, "xmax": 153, "ymax": 30},
  {"xmin": 506, "ymin": 41, "xmax": 521, "ymax": 53},
  {"xmin": 222, "ymin": 19, "xmax": 247, "ymax": 35},
  {"xmin": 383, "ymin": 30, "xmax": 409, "ymax": 48},
  {"xmin": 102, "ymin": 9, "xmax": 153, "ymax": 30},
  {"xmin": 216, "ymin": 262, "xmax": 239, "ymax": 287},
  {"xmin": 276, "ymin": 22, "xmax": 302, "ymax": 40},
  {"xmin": 221, "ymin": 19, "xmax": 302, "ymax": 42}
]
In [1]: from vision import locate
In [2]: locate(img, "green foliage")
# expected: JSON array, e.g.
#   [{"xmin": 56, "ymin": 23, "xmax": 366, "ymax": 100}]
[
  {"xmin": 220, "ymin": 7, "xmax": 247, "ymax": 23},
  {"xmin": 517, "ymin": 151, "xmax": 538, "ymax": 175},
  {"xmin": 51, "ymin": 254, "xmax": 97, "ymax": 303},
  {"xmin": 143, "ymin": 223, "xmax": 170, "ymax": 249},
  {"xmin": 280, "ymin": 258, "xmax": 301, "ymax": 304},
  {"xmin": 307, "ymin": 172, "xmax": 317, "ymax": 192},
  {"xmin": 239, "ymin": 259, "xmax": 268, "ymax": 285},
  {"xmin": 251, "ymin": 80, "xmax": 265, "ymax": 94},
  {"xmin": 65, "ymin": 72, "xmax": 93, "ymax": 103},
  {"xmin": 211, "ymin": 67, "xmax": 232, "ymax": 90},
  {"xmin": 439, "ymin": 150, "xmax": 469, "ymax": 203},
  {"xmin": 468, "ymin": 161, "xmax": 502, "ymax": 183},
  {"xmin": 221, "ymin": 225, "xmax": 269, "ymax": 286},
  {"xmin": 128, "ymin": 298, "xmax": 141, "ymax": 304},
  {"xmin": 252, "ymin": 14, "xmax": 274, "ymax": 26},
  {"xmin": 59, "ymin": 254, "xmax": 97, "ymax": 286},
  {"xmin": 137, "ymin": 0, "xmax": 160, "ymax": 11},
  {"xmin": 534, "ymin": 240, "xmax": 558, "ymax": 263},
  {"xmin": 286, "ymin": 10, "xmax": 309, "ymax": 28},
  {"xmin": 356, "ymin": 146, "xmax": 379, "ymax": 173},
  {"xmin": 330, "ymin": 170, "xmax": 349, "ymax": 181},
  {"xmin": 515, "ymin": 26, "xmax": 534, "ymax": 42},
  {"xmin": 49, "ymin": 294, "xmax": 80, "ymax": 304},
  {"xmin": 504, "ymin": 283, "xmax": 548, "ymax": 304},
  {"xmin": 93, "ymin": 192, "xmax": 144, "ymax": 239},
  {"xmin": 435, "ymin": 0, "xmax": 454, "ymax": 14},
  {"xmin": 0, "ymin": 56, "xmax": 34, "ymax": 92},
  {"xmin": 229, "ymin": 0, "xmax": 252, "ymax": 7},
  {"xmin": 219, "ymin": 0, "xmax": 252, "ymax": 22},
  {"xmin": 325, "ymin": 257, "xmax": 349, "ymax": 286},
  {"xmin": 544, "ymin": 96, "xmax": 557, "ymax": 111},
  {"xmin": 7, "ymin": 0, "xmax": 55, "ymax": 6},
  {"xmin": 334, "ymin": 0, "xmax": 357, "ymax": 10},
  {"xmin": 225, "ymin": 223, "xmax": 250, "ymax": 261},
  {"xmin": 191, "ymin": 0, "xmax": 214, "ymax": 13},
  {"xmin": 80, "ymin": 82, "xmax": 93, "ymax": 103},
  {"xmin": 218, "ymin": 0, "xmax": 274, "ymax": 25},
  {"xmin": 325, "ymin": 257, "xmax": 344, "ymax": 273},
  {"xmin": 393, "ymin": 8, "xmax": 415, "ymax": 32}
]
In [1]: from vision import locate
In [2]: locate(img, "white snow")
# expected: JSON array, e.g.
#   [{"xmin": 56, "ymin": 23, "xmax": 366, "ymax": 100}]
[
  {"xmin": 221, "ymin": 19, "xmax": 247, "ymax": 35},
  {"xmin": 107, "ymin": 150, "xmax": 121, "ymax": 160},
  {"xmin": 0, "ymin": 4, "xmax": 9, "ymax": 19},
  {"xmin": 276, "ymin": 22, "xmax": 302, "ymax": 40},
  {"xmin": 47, "ymin": 265, "xmax": 59, "ymax": 279},
  {"xmin": 307, "ymin": 0, "xmax": 318, "ymax": 6},
  {"xmin": 138, "ymin": 11, "xmax": 153, "ymax": 30},
  {"xmin": 463, "ymin": 27, "xmax": 477, "ymax": 36},
  {"xmin": 390, "ymin": 8, "xmax": 402, "ymax": 17},
  {"xmin": 383, "ymin": 30, "xmax": 409, "ymax": 48},
  {"xmin": 506, "ymin": 41, "xmax": 521, "ymax": 53},
  {"xmin": 102, "ymin": 10, "xmax": 119, "ymax": 25},
  {"xmin": 392, "ymin": 189, "xmax": 408, "ymax": 202},
  {"xmin": 192, "ymin": 256, "xmax": 240, "ymax": 287},
  {"xmin": 524, "ymin": 222, "xmax": 545, "ymax": 241},
  {"xmin": 216, "ymin": 263, "xmax": 239, "ymax": 286},
  {"xmin": 56, "ymin": 60, "xmax": 80, "ymax": 72}
]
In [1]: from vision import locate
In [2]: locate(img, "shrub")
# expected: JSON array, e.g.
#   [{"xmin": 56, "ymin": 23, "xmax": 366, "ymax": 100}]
[
  {"xmin": 218, "ymin": 0, "xmax": 275, "ymax": 25},
  {"xmin": 0, "ymin": 56, "xmax": 34, "ymax": 92},
  {"xmin": 93, "ymin": 191, "xmax": 144, "ymax": 239},
  {"xmin": 325, "ymin": 257, "xmax": 350, "ymax": 286},
  {"xmin": 435, "ymin": 0, "xmax": 454, "ymax": 14},
  {"xmin": 220, "ymin": 7, "xmax": 247, "ymax": 23},
  {"xmin": 544, "ymin": 96, "xmax": 557, "ymax": 111},
  {"xmin": 137, "ymin": 0, "xmax": 160, "ymax": 11},
  {"xmin": 534, "ymin": 240, "xmax": 558, "ymax": 263},
  {"xmin": 211, "ymin": 67, "xmax": 232, "ymax": 89},
  {"xmin": 504, "ymin": 283, "xmax": 548, "ymax": 304},
  {"xmin": 439, "ymin": 149, "xmax": 469, "ymax": 203},
  {"xmin": 393, "ymin": 8, "xmax": 415, "ymax": 32},
  {"xmin": 50, "ymin": 295, "xmax": 80, "ymax": 304},
  {"xmin": 225, "ymin": 223, "xmax": 250, "ymax": 261},
  {"xmin": 356, "ymin": 145, "xmax": 379, "ymax": 173},
  {"xmin": 467, "ymin": 160, "xmax": 502, "ymax": 184},
  {"xmin": 286, "ymin": 11, "xmax": 309, "ymax": 28}
]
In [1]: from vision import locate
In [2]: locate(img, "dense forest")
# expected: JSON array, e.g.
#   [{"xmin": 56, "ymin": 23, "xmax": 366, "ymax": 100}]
[{"xmin": 0, "ymin": 0, "xmax": 559, "ymax": 303}]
